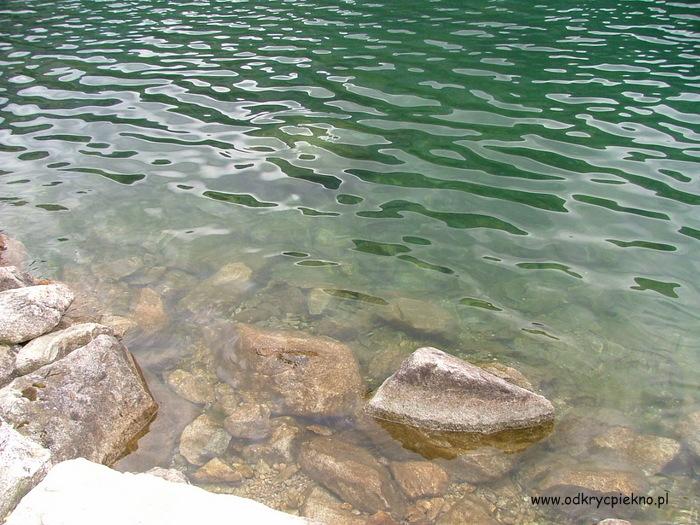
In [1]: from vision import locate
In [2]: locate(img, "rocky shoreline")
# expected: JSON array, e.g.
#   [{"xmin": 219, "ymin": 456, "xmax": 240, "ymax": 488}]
[{"xmin": 1, "ymin": 231, "xmax": 696, "ymax": 524}]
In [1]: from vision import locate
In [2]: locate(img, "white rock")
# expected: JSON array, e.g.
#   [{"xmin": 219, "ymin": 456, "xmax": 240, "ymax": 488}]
[
  {"xmin": 0, "ymin": 418, "xmax": 52, "ymax": 520},
  {"xmin": 0, "ymin": 284, "xmax": 74, "ymax": 344},
  {"xmin": 15, "ymin": 323, "xmax": 113, "ymax": 375},
  {"xmin": 5, "ymin": 458, "xmax": 308, "ymax": 525}
]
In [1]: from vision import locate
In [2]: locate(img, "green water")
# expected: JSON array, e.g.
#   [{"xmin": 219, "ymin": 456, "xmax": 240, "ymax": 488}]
[{"xmin": 1, "ymin": 0, "xmax": 699, "ymax": 522}]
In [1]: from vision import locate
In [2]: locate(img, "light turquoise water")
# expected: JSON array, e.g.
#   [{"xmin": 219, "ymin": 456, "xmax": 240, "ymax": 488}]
[{"xmin": 1, "ymin": 0, "xmax": 699, "ymax": 522}]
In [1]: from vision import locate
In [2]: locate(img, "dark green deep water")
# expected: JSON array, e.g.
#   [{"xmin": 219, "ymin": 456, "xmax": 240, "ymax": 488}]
[{"xmin": 1, "ymin": 0, "xmax": 699, "ymax": 522}]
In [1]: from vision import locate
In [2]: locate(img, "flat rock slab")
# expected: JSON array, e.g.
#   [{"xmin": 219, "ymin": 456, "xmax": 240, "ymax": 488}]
[
  {"xmin": 367, "ymin": 347, "xmax": 554, "ymax": 435},
  {"xmin": 15, "ymin": 322, "xmax": 113, "ymax": 375},
  {"xmin": 0, "ymin": 418, "xmax": 52, "ymax": 520},
  {"xmin": 223, "ymin": 324, "xmax": 363, "ymax": 417},
  {"xmin": 0, "ymin": 284, "xmax": 74, "ymax": 344},
  {"xmin": 0, "ymin": 334, "xmax": 157, "ymax": 465},
  {"xmin": 5, "ymin": 458, "xmax": 308, "ymax": 525}
]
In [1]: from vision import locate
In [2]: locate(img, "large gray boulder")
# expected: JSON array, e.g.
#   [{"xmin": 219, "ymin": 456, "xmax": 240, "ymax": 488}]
[
  {"xmin": 222, "ymin": 324, "xmax": 363, "ymax": 417},
  {"xmin": 0, "ymin": 418, "xmax": 52, "ymax": 520},
  {"xmin": 0, "ymin": 266, "xmax": 34, "ymax": 292},
  {"xmin": 5, "ymin": 458, "xmax": 309, "ymax": 525},
  {"xmin": 366, "ymin": 347, "xmax": 554, "ymax": 435},
  {"xmin": 15, "ymin": 322, "xmax": 113, "ymax": 375},
  {"xmin": 0, "ymin": 334, "xmax": 157, "ymax": 465},
  {"xmin": 0, "ymin": 284, "xmax": 74, "ymax": 344}
]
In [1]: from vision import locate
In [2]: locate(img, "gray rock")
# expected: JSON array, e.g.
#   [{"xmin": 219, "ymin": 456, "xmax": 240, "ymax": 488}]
[
  {"xmin": 298, "ymin": 436, "xmax": 405, "ymax": 515},
  {"xmin": 0, "ymin": 334, "xmax": 157, "ymax": 465},
  {"xmin": 5, "ymin": 458, "xmax": 309, "ymax": 524},
  {"xmin": 366, "ymin": 347, "xmax": 554, "ymax": 435},
  {"xmin": 222, "ymin": 324, "xmax": 363, "ymax": 417},
  {"xmin": 0, "ymin": 284, "xmax": 75, "ymax": 344},
  {"xmin": 0, "ymin": 345, "xmax": 18, "ymax": 388},
  {"xmin": 0, "ymin": 266, "xmax": 34, "ymax": 292},
  {"xmin": 179, "ymin": 414, "xmax": 231, "ymax": 466},
  {"xmin": 15, "ymin": 322, "xmax": 113, "ymax": 375},
  {"xmin": 0, "ymin": 418, "xmax": 52, "ymax": 520}
]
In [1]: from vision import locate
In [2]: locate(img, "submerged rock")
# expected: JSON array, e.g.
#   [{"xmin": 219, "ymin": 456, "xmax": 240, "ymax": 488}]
[
  {"xmin": 0, "ymin": 266, "xmax": 34, "ymax": 292},
  {"xmin": 0, "ymin": 233, "xmax": 27, "ymax": 268},
  {"xmin": 15, "ymin": 322, "xmax": 113, "ymax": 375},
  {"xmin": 193, "ymin": 457, "xmax": 245, "ymax": 483},
  {"xmin": 436, "ymin": 495, "xmax": 498, "ymax": 525},
  {"xmin": 539, "ymin": 468, "xmax": 648, "ymax": 496},
  {"xmin": 133, "ymin": 287, "xmax": 168, "ymax": 332},
  {"xmin": 301, "ymin": 486, "xmax": 367, "ymax": 525},
  {"xmin": 0, "ymin": 334, "xmax": 157, "ymax": 465},
  {"xmin": 147, "ymin": 467, "xmax": 189, "ymax": 484},
  {"xmin": 0, "ymin": 418, "xmax": 52, "ymax": 520},
  {"xmin": 179, "ymin": 414, "xmax": 231, "ymax": 466},
  {"xmin": 166, "ymin": 368, "xmax": 216, "ymax": 405},
  {"xmin": 383, "ymin": 298, "xmax": 454, "ymax": 334},
  {"xmin": 100, "ymin": 314, "xmax": 138, "ymax": 339},
  {"xmin": 181, "ymin": 261, "xmax": 252, "ymax": 314},
  {"xmin": 678, "ymin": 410, "xmax": 700, "ymax": 462},
  {"xmin": 592, "ymin": 426, "xmax": 680, "ymax": 475},
  {"xmin": 0, "ymin": 284, "xmax": 74, "ymax": 344},
  {"xmin": 366, "ymin": 347, "xmax": 554, "ymax": 436},
  {"xmin": 242, "ymin": 417, "xmax": 302, "ymax": 463},
  {"xmin": 5, "ymin": 458, "xmax": 309, "ymax": 524},
  {"xmin": 224, "ymin": 402, "xmax": 272, "ymax": 440},
  {"xmin": 298, "ymin": 437, "xmax": 405, "ymax": 515},
  {"xmin": 389, "ymin": 461, "xmax": 449, "ymax": 500},
  {"xmin": 450, "ymin": 447, "xmax": 518, "ymax": 484},
  {"xmin": 223, "ymin": 324, "xmax": 363, "ymax": 417}
]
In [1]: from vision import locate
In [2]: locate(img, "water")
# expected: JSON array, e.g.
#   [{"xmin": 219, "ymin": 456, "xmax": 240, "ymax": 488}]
[{"xmin": 1, "ymin": 0, "xmax": 699, "ymax": 522}]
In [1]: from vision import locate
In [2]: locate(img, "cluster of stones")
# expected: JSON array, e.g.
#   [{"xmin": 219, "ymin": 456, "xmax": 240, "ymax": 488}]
[{"xmin": 0, "ymin": 234, "xmax": 158, "ymax": 519}]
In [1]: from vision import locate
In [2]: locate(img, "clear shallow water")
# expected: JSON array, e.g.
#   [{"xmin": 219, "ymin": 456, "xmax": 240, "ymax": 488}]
[{"xmin": 1, "ymin": 0, "xmax": 699, "ymax": 522}]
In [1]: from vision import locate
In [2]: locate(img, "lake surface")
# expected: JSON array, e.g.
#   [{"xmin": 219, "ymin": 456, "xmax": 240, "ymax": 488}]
[{"xmin": 1, "ymin": 0, "xmax": 699, "ymax": 523}]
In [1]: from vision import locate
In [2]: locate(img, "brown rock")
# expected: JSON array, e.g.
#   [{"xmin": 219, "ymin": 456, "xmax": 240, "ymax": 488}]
[
  {"xmin": 166, "ymin": 369, "xmax": 216, "ymax": 405},
  {"xmin": 0, "ymin": 234, "xmax": 27, "ymax": 268},
  {"xmin": 451, "ymin": 447, "xmax": 518, "ymax": 484},
  {"xmin": 242, "ymin": 417, "xmax": 302, "ymax": 463},
  {"xmin": 389, "ymin": 461, "xmax": 449, "ymax": 500},
  {"xmin": 436, "ymin": 495, "xmax": 498, "ymax": 525},
  {"xmin": 133, "ymin": 288, "xmax": 167, "ymax": 331},
  {"xmin": 298, "ymin": 437, "xmax": 405, "ymax": 515},
  {"xmin": 0, "ymin": 334, "xmax": 156, "ymax": 465},
  {"xmin": 223, "ymin": 324, "xmax": 363, "ymax": 417},
  {"xmin": 224, "ymin": 402, "xmax": 272, "ymax": 440},
  {"xmin": 540, "ymin": 468, "xmax": 648, "ymax": 496},
  {"xmin": 301, "ymin": 486, "xmax": 367, "ymax": 525},
  {"xmin": 592, "ymin": 426, "xmax": 680, "ymax": 475},
  {"xmin": 193, "ymin": 457, "xmax": 244, "ymax": 483},
  {"xmin": 179, "ymin": 414, "xmax": 231, "ymax": 466}
]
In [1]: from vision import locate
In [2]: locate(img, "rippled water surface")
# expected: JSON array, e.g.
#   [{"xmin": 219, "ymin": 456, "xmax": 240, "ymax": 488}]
[{"xmin": 2, "ymin": 0, "xmax": 699, "ymax": 523}]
